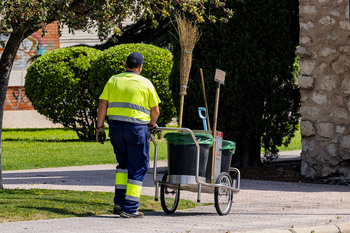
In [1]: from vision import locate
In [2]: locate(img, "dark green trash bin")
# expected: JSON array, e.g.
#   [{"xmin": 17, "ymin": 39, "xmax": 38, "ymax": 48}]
[
  {"xmin": 164, "ymin": 132, "xmax": 213, "ymax": 184},
  {"xmin": 221, "ymin": 140, "xmax": 236, "ymax": 173},
  {"xmin": 206, "ymin": 140, "xmax": 236, "ymax": 182}
]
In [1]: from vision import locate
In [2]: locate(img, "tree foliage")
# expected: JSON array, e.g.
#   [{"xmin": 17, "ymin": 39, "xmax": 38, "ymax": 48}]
[
  {"xmin": 25, "ymin": 47, "xmax": 102, "ymax": 140},
  {"xmin": 169, "ymin": 0, "xmax": 300, "ymax": 166}
]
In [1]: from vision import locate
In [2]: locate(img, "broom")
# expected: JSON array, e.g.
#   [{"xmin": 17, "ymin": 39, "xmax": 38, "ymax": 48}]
[{"xmin": 174, "ymin": 13, "xmax": 200, "ymax": 127}]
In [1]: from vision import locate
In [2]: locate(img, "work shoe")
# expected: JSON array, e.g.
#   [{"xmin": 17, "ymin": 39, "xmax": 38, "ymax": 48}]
[
  {"xmin": 120, "ymin": 211, "xmax": 144, "ymax": 218},
  {"xmin": 113, "ymin": 205, "xmax": 122, "ymax": 215}
]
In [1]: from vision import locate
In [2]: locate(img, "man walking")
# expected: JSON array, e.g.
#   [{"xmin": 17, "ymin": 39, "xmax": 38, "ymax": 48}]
[{"xmin": 96, "ymin": 52, "xmax": 160, "ymax": 218}]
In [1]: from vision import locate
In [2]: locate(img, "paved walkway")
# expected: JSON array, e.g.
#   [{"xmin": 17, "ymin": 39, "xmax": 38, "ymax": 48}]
[{"xmin": 1, "ymin": 151, "xmax": 350, "ymax": 233}]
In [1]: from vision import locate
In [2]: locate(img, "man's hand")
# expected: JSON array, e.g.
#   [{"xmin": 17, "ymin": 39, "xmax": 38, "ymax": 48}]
[
  {"xmin": 147, "ymin": 123, "xmax": 158, "ymax": 133},
  {"xmin": 96, "ymin": 127, "xmax": 106, "ymax": 144}
]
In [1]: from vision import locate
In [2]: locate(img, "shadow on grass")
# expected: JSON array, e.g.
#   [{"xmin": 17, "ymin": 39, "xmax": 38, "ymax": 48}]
[
  {"xmin": 17, "ymin": 206, "xmax": 100, "ymax": 217},
  {"xmin": 2, "ymin": 138, "xmax": 83, "ymax": 142},
  {"xmin": 3, "ymin": 138, "xmax": 111, "ymax": 143}
]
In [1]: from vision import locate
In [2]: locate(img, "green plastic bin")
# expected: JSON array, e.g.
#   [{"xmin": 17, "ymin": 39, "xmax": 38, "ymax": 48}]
[
  {"xmin": 221, "ymin": 140, "xmax": 236, "ymax": 173},
  {"xmin": 164, "ymin": 132, "xmax": 213, "ymax": 184}
]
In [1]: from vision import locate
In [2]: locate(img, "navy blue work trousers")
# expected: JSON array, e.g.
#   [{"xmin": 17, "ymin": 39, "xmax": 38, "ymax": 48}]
[{"xmin": 108, "ymin": 120, "xmax": 150, "ymax": 213}]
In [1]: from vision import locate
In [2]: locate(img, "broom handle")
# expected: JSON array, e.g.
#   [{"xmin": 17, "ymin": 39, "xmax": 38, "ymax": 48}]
[
  {"xmin": 211, "ymin": 82, "xmax": 221, "ymax": 183},
  {"xmin": 200, "ymin": 68, "xmax": 211, "ymax": 131},
  {"xmin": 178, "ymin": 94, "xmax": 185, "ymax": 128}
]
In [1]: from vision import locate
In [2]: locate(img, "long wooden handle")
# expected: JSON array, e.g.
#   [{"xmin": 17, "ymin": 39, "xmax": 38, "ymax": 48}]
[
  {"xmin": 178, "ymin": 95, "xmax": 185, "ymax": 128},
  {"xmin": 211, "ymin": 83, "xmax": 221, "ymax": 183},
  {"xmin": 200, "ymin": 68, "xmax": 211, "ymax": 131}
]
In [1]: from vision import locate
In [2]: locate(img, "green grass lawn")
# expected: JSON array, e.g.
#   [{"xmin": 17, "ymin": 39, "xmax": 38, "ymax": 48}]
[
  {"xmin": 2, "ymin": 127, "xmax": 301, "ymax": 171},
  {"xmin": 2, "ymin": 128, "xmax": 168, "ymax": 171},
  {"xmin": 0, "ymin": 189, "xmax": 199, "ymax": 223},
  {"xmin": 277, "ymin": 127, "xmax": 301, "ymax": 151}
]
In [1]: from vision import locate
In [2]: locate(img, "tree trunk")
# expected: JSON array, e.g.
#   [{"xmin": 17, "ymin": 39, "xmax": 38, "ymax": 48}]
[
  {"xmin": 0, "ymin": 29, "xmax": 32, "ymax": 189},
  {"xmin": 232, "ymin": 135, "xmax": 262, "ymax": 167}
]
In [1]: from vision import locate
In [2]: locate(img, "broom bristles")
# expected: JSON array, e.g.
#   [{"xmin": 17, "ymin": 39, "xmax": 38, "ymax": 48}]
[{"xmin": 175, "ymin": 14, "xmax": 200, "ymax": 95}]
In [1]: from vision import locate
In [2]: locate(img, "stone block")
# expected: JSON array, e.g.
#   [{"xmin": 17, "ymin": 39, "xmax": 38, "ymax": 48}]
[
  {"xmin": 320, "ymin": 47, "xmax": 336, "ymax": 57},
  {"xmin": 340, "ymin": 20, "xmax": 350, "ymax": 30},
  {"xmin": 339, "ymin": 166, "xmax": 350, "ymax": 178},
  {"xmin": 311, "ymin": 92, "xmax": 328, "ymax": 105},
  {"xmin": 301, "ymin": 138, "xmax": 313, "ymax": 152},
  {"xmin": 339, "ymin": 149, "xmax": 350, "ymax": 160},
  {"xmin": 300, "ymin": 106, "xmax": 320, "ymax": 119},
  {"xmin": 316, "ymin": 122, "xmax": 334, "ymax": 138},
  {"xmin": 298, "ymin": 75, "xmax": 314, "ymax": 89},
  {"xmin": 300, "ymin": 21, "xmax": 315, "ymax": 31},
  {"xmin": 336, "ymin": 125, "xmax": 346, "ymax": 134},
  {"xmin": 326, "ymin": 144, "xmax": 337, "ymax": 157},
  {"xmin": 300, "ymin": 5, "xmax": 317, "ymax": 14},
  {"xmin": 325, "ymin": 31, "xmax": 338, "ymax": 41},
  {"xmin": 330, "ymin": 10, "xmax": 340, "ymax": 16},
  {"xmin": 333, "ymin": 55, "xmax": 350, "ymax": 74},
  {"xmin": 319, "ymin": 16, "xmax": 335, "ymax": 26},
  {"xmin": 346, "ymin": 98, "xmax": 350, "ymax": 112},
  {"xmin": 301, "ymin": 160, "xmax": 320, "ymax": 177},
  {"xmin": 300, "ymin": 120, "xmax": 315, "ymax": 137},
  {"xmin": 334, "ymin": 108, "xmax": 348, "ymax": 120},
  {"xmin": 335, "ymin": 95, "xmax": 344, "ymax": 106},
  {"xmin": 339, "ymin": 45, "xmax": 350, "ymax": 52},
  {"xmin": 340, "ymin": 135, "xmax": 350, "ymax": 149},
  {"xmin": 320, "ymin": 75, "xmax": 335, "ymax": 91},
  {"xmin": 300, "ymin": 59, "xmax": 316, "ymax": 75},
  {"xmin": 296, "ymin": 46, "xmax": 311, "ymax": 57},
  {"xmin": 300, "ymin": 36, "xmax": 312, "ymax": 44},
  {"xmin": 341, "ymin": 77, "xmax": 350, "ymax": 93},
  {"xmin": 332, "ymin": 136, "xmax": 339, "ymax": 143}
]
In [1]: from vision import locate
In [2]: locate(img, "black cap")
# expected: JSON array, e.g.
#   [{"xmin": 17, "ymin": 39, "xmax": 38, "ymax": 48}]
[{"xmin": 127, "ymin": 52, "xmax": 144, "ymax": 65}]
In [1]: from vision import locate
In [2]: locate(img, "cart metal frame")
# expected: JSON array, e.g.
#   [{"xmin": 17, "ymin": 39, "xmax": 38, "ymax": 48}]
[{"xmin": 150, "ymin": 127, "xmax": 241, "ymax": 215}]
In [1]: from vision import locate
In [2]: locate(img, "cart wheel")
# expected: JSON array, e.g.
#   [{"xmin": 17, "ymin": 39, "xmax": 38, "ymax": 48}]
[
  {"xmin": 214, "ymin": 172, "xmax": 233, "ymax": 215},
  {"xmin": 160, "ymin": 172, "xmax": 180, "ymax": 214}
]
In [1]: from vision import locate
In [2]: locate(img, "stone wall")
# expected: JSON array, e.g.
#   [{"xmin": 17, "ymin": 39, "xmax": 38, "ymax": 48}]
[{"xmin": 299, "ymin": 0, "xmax": 350, "ymax": 178}]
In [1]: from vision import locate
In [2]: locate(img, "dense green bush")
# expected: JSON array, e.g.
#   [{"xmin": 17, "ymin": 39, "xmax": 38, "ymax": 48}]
[
  {"xmin": 25, "ymin": 47, "xmax": 102, "ymax": 140},
  {"xmin": 89, "ymin": 43, "xmax": 176, "ymax": 127},
  {"xmin": 169, "ymin": 0, "xmax": 300, "ymax": 166}
]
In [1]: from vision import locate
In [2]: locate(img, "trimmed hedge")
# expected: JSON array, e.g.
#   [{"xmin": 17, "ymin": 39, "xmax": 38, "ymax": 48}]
[
  {"xmin": 25, "ymin": 44, "xmax": 176, "ymax": 140},
  {"xmin": 25, "ymin": 47, "xmax": 102, "ymax": 140},
  {"xmin": 89, "ymin": 43, "xmax": 176, "ymax": 127}
]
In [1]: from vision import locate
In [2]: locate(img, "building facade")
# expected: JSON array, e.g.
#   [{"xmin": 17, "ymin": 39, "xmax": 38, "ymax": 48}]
[{"xmin": 1, "ymin": 23, "xmax": 106, "ymax": 128}]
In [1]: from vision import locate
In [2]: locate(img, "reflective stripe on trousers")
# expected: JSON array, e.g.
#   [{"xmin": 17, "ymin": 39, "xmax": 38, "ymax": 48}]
[
  {"xmin": 126, "ymin": 179, "xmax": 143, "ymax": 202},
  {"xmin": 115, "ymin": 168, "xmax": 128, "ymax": 190}
]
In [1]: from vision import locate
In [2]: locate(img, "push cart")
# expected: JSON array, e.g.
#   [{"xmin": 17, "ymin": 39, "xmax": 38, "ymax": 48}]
[{"xmin": 150, "ymin": 127, "xmax": 240, "ymax": 216}]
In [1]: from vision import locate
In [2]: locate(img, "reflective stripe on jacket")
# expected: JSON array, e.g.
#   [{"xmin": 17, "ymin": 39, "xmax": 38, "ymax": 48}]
[{"xmin": 99, "ymin": 72, "xmax": 160, "ymax": 124}]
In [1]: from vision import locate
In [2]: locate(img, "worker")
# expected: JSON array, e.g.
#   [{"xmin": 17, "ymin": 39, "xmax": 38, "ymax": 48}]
[{"xmin": 96, "ymin": 52, "xmax": 160, "ymax": 218}]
